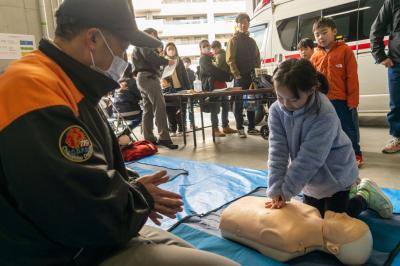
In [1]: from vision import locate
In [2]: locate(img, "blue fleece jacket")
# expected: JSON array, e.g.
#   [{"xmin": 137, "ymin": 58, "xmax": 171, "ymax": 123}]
[{"xmin": 267, "ymin": 92, "xmax": 358, "ymax": 200}]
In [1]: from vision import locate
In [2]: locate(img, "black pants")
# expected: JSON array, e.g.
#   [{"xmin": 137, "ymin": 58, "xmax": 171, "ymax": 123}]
[
  {"xmin": 303, "ymin": 190, "xmax": 367, "ymax": 218},
  {"xmin": 233, "ymin": 75, "xmax": 255, "ymax": 130},
  {"xmin": 166, "ymin": 103, "xmax": 187, "ymax": 133}
]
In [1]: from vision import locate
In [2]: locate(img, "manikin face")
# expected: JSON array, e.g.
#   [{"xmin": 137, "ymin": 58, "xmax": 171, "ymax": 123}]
[
  {"xmin": 299, "ymin": 47, "xmax": 314, "ymax": 60},
  {"xmin": 166, "ymin": 45, "xmax": 177, "ymax": 57},
  {"xmin": 237, "ymin": 18, "xmax": 250, "ymax": 33},
  {"xmin": 313, "ymin": 26, "xmax": 337, "ymax": 48},
  {"xmin": 274, "ymin": 81, "xmax": 313, "ymax": 111}
]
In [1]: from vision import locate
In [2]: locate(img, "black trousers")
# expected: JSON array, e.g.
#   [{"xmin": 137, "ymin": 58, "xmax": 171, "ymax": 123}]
[
  {"xmin": 303, "ymin": 190, "xmax": 367, "ymax": 218},
  {"xmin": 166, "ymin": 103, "xmax": 187, "ymax": 133}
]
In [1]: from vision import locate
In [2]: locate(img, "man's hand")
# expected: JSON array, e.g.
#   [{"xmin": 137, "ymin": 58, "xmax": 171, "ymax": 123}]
[
  {"xmin": 265, "ymin": 196, "xmax": 286, "ymax": 209},
  {"xmin": 137, "ymin": 171, "xmax": 183, "ymax": 221},
  {"xmin": 235, "ymin": 75, "xmax": 242, "ymax": 80},
  {"xmin": 381, "ymin": 58, "xmax": 394, "ymax": 68}
]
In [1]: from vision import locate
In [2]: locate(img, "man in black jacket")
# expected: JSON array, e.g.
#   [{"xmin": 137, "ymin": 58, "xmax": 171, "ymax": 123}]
[
  {"xmin": 0, "ymin": 1, "xmax": 239, "ymax": 266},
  {"xmin": 227, "ymin": 13, "xmax": 261, "ymax": 138},
  {"xmin": 132, "ymin": 28, "xmax": 178, "ymax": 149},
  {"xmin": 371, "ymin": 0, "xmax": 400, "ymax": 154}
]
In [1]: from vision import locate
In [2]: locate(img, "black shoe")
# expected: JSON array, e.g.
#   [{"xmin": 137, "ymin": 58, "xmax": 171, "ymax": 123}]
[
  {"xmin": 157, "ymin": 139, "xmax": 179, "ymax": 149},
  {"xmin": 148, "ymin": 139, "xmax": 158, "ymax": 145}
]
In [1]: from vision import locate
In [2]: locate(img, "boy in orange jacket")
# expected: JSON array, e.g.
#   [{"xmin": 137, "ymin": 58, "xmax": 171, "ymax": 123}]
[{"xmin": 311, "ymin": 17, "xmax": 363, "ymax": 167}]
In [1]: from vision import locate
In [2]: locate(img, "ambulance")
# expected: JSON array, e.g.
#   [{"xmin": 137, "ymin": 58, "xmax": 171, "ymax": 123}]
[{"xmin": 249, "ymin": 0, "xmax": 389, "ymax": 115}]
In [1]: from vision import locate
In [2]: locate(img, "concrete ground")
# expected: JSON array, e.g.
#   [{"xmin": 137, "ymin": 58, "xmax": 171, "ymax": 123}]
[{"xmin": 135, "ymin": 113, "xmax": 400, "ymax": 190}]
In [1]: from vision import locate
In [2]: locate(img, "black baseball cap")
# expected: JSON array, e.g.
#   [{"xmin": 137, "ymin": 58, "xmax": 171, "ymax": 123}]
[{"xmin": 56, "ymin": 0, "xmax": 162, "ymax": 48}]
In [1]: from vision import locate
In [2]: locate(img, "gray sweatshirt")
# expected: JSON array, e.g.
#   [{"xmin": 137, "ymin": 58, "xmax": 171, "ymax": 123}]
[{"xmin": 267, "ymin": 92, "xmax": 358, "ymax": 200}]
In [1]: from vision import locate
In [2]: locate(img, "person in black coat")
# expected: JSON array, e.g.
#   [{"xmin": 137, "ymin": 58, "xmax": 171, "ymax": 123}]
[
  {"xmin": 114, "ymin": 64, "xmax": 142, "ymax": 129},
  {"xmin": 370, "ymin": 0, "xmax": 400, "ymax": 153},
  {"xmin": 198, "ymin": 40, "xmax": 231, "ymax": 137}
]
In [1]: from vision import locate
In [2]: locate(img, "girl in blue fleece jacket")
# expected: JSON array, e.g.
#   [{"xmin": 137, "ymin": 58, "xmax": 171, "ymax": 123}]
[{"xmin": 266, "ymin": 58, "xmax": 393, "ymax": 219}]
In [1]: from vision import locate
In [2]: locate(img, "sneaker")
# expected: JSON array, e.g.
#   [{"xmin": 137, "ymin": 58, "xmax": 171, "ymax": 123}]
[
  {"xmin": 356, "ymin": 178, "xmax": 393, "ymax": 219},
  {"xmin": 356, "ymin": 154, "xmax": 364, "ymax": 168},
  {"xmin": 223, "ymin": 127, "xmax": 238, "ymax": 134},
  {"xmin": 349, "ymin": 177, "xmax": 362, "ymax": 199},
  {"xmin": 382, "ymin": 137, "xmax": 400, "ymax": 154},
  {"xmin": 170, "ymin": 132, "xmax": 177, "ymax": 137},
  {"xmin": 213, "ymin": 128, "xmax": 226, "ymax": 137},
  {"xmin": 177, "ymin": 131, "xmax": 185, "ymax": 137},
  {"xmin": 248, "ymin": 128, "xmax": 261, "ymax": 135},
  {"xmin": 157, "ymin": 139, "xmax": 179, "ymax": 150},
  {"xmin": 238, "ymin": 129, "xmax": 247, "ymax": 138}
]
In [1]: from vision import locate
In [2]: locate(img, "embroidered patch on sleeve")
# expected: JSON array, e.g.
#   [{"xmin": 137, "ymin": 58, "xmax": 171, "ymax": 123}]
[{"xmin": 59, "ymin": 126, "xmax": 94, "ymax": 162}]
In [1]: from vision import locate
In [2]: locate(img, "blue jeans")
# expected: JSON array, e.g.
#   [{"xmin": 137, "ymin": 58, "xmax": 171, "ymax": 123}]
[
  {"xmin": 388, "ymin": 63, "xmax": 400, "ymax": 138},
  {"xmin": 331, "ymin": 100, "xmax": 361, "ymax": 155},
  {"xmin": 233, "ymin": 75, "xmax": 255, "ymax": 130}
]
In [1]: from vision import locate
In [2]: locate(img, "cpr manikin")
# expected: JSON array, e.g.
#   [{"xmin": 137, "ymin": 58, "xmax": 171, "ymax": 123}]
[{"xmin": 219, "ymin": 197, "xmax": 372, "ymax": 265}]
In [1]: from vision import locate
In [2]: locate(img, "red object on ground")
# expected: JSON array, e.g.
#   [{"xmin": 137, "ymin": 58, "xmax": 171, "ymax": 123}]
[{"xmin": 122, "ymin": 140, "xmax": 158, "ymax": 161}]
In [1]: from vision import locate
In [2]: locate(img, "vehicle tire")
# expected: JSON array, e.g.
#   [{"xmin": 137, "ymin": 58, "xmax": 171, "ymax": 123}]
[
  {"xmin": 255, "ymin": 105, "xmax": 266, "ymax": 125},
  {"xmin": 261, "ymin": 125, "xmax": 269, "ymax": 140}
]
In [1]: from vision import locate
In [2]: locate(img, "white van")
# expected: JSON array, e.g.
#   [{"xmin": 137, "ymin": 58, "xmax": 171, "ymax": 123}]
[{"xmin": 249, "ymin": 0, "xmax": 389, "ymax": 115}]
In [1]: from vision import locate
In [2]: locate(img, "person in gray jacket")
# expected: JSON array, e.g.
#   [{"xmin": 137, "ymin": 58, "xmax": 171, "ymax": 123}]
[
  {"xmin": 370, "ymin": 0, "xmax": 400, "ymax": 154},
  {"xmin": 132, "ymin": 28, "xmax": 178, "ymax": 149},
  {"xmin": 265, "ymin": 59, "xmax": 393, "ymax": 219}
]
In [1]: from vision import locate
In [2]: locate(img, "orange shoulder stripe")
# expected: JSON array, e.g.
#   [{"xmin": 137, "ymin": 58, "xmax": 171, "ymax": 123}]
[{"xmin": 0, "ymin": 50, "xmax": 84, "ymax": 131}]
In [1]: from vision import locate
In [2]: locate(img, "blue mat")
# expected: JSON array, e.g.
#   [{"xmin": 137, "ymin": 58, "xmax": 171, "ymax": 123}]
[
  {"xmin": 126, "ymin": 155, "xmax": 268, "ymax": 230},
  {"xmin": 172, "ymin": 188, "xmax": 400, "ymax": 266},
  {"xmin": 127, "ymin": 155, "xmax": 400, "ymax": 265}
]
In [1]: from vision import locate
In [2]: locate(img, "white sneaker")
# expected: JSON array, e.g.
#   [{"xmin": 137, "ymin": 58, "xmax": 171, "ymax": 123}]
[
  {"xmin": 170, "ymin": 132, "xmax": 177, "ymax": 137},
  {"xmin": 238, "ymin": 129, "xmax": 247, "ymax": 138},
  {"xmin": 382, "ymin": 137, "xmax": 400, "ymax": 154}
]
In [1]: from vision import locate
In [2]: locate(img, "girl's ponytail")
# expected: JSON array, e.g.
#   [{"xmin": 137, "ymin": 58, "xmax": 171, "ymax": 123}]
[{"xmin": 316, "ymin": 72, "xmax": 329, "ymax": 95}]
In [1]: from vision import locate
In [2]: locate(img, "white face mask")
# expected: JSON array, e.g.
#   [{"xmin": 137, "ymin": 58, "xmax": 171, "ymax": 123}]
[{"xmin": 90, "ymin": 30, "xmax": 129, "ymax": 82}]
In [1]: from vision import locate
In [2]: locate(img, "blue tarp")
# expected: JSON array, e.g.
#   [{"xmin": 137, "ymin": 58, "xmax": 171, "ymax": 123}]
[
  {"xmin": 127, "ymin": 155, "xmax": 400, "ymax": 265},
  {"xmin": 172, "ymin": 188, "xmax": 400, "ymax": 266},
  {"xmin": 126, "ymin": 155, "xmax": 268, "ymax": 230}
]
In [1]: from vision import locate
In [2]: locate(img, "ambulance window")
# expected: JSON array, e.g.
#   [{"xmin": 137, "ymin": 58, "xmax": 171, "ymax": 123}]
[
  {"xmin": 323, "ymin": 1, "xmax": 358, "ymax": 43},
  {"xmin": 358, "ymin": 0, "xmax": 387, "ymax": 41},
  {"xmin": 299, "ymin": 11, "xmax": 321, "ymax": 41},
  {"xmin": 277, "ymin": 16, "xmax": 298, "ymax": 51},
  {"xmin": 250, "ymin": 24, "xmax": 268, "ymax": 58}
]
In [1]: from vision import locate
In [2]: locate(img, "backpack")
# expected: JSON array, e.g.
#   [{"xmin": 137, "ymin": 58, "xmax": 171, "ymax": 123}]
[{"xmin": 122, "ymin": 140, "xmax": 158, "ymax": 162}]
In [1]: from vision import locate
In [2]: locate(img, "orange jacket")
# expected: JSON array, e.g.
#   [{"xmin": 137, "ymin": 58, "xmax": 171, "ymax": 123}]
[{"xmin": 311, "ymin": 42, "xmax": 359, "ymax": 108}]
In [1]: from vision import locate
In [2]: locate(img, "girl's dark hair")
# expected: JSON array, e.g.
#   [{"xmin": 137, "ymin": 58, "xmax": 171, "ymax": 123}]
[
  {"xmin": 273, "ymin": 58, "xmax": 329, "ymax": 113},
  {"xmin": 164, "ymin": 42, "xmax": 179, "ymax": 57},
  {"xmin": 199, "ymin": 39, "xmax": 210, "ymax": 49},
  {"xmin": 297, "ymin": 38, "xmax": 315, "ymax": 50}
]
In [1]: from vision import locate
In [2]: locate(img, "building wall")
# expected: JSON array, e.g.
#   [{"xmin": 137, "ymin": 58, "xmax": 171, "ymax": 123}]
[
  {"xmin": 0, "ymin": 0, "xmax": 60, "ymax": 72},
  {"xmin": 133, "ymin": 0, "xmax": 246, "ymax": 59}
]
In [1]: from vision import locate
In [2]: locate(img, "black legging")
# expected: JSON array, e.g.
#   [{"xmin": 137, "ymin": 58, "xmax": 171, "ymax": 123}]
[{"xmin": 303, "ymin": 190, "xmax": 367, "ymax": 218}]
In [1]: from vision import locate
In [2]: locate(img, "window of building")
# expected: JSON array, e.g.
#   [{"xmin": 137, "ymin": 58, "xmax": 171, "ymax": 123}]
[
  {"xmin": 214, "ymin": 14, "xmax": 237, "ymax": 23},
  {"xmin": 277, "ymin": 16, "xmax": 298, "ymax": 51}
]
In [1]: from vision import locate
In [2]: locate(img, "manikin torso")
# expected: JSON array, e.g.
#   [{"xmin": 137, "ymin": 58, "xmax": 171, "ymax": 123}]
[{"xmin": 219, "ymin": 197, "xmax": 372, "ymax": 265}]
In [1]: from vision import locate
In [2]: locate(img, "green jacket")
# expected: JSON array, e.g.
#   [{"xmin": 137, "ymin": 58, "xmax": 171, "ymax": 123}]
[
  {"xmin": 226, "ymin": 31, "xmax": 261, "ymax": 78},
  {"xmin": 214, "ymin": 49, "xmax": 230, "ymax": 73}
]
